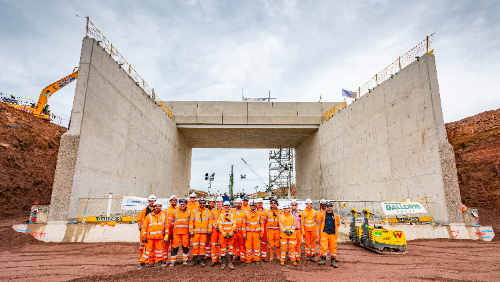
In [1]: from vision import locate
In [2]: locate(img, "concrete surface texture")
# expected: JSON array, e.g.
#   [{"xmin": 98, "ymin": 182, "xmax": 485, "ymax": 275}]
[
  {"xmin": 48, "ymin": 38, "xmax": 192, "ymax": 222},
  {"xmin": 296, "ymin": 54, "xmax": 462, "ymax": 224},
  {"xmin": 165, "ymin": 101, "xmax": 337, "ymax": 148}
]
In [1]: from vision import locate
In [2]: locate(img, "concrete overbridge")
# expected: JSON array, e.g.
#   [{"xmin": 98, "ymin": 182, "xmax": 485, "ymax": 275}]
[{"xmin": 48, "ymin": 38, "xmax": 463, "ymax": 226}]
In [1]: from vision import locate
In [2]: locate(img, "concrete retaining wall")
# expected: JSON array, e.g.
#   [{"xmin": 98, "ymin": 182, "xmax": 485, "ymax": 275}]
[
  {"xmin": 48, "ymin": 38, "xmax": 192, "ymax": 222},
  {"xmin": 296, "ymin": 54, "xmax": 462, "ymax": 224}
]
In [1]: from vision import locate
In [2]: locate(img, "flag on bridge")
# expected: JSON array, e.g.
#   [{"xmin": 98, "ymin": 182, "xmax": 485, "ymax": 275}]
[{"xmin": 342, "ymin": 89, "xmax": 357, "ymax": 99}]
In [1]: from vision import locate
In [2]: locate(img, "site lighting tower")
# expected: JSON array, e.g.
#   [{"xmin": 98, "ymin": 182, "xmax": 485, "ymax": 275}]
[{"xmin": 205, "ymin": 172, "xmax": 215, "ymax": 196}]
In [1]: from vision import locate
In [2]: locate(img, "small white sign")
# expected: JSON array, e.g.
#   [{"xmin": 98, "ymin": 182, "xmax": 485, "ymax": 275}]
[{"xmin": 381, "ymin": 202, "xmax": 427, "ymax": 215}]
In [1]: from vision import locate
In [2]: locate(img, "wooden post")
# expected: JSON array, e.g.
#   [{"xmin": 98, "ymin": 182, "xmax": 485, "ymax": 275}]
[
  {"xmin": 426, "ymin": 35, "xmax": 429, "ymax": 54},
  {"xmin": 86, "ymin": 17, "xmax": 89, "ymax": 38}
]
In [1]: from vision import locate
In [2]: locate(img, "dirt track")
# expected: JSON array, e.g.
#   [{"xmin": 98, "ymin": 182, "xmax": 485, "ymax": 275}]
[{"xmin": 1, "ymin": 219, "xmax": 499, "ymax": 282}]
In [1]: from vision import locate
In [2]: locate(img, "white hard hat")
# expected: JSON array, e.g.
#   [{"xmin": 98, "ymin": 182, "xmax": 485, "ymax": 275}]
[
  {"xmin": 190, "ymin": 192, "xmax": 197, "ymax": 197},
  {"xmin": 291, "ymin": 199, "xmax": 297, "ymax": 203},
  {"xmin": 216, "ymin": 196, "xmax": 223, "ymax": 202},
  {"xmin": 153, "ymin": 200, "xmax": 162, "ymax": 206},
  {"xmin": 249, "ymin": 199, "xmax": 257, "ymax": 206},
  {"xmin": 257, "ymin": 198, "xmax": 263, "ymax": 203},
  {"xmin": 305, "ymin": 198, "xmax": 312, "ymax": 204},
  {"xmin": 320, "ymin": 199, "xmax": 326, "ymax": 204},
  {"xmin": 283, "ymin": 204, "xmax": 290, "ymax": 209},
  {"xmin": 223, "ymin": 201, "xmax": 231, "ymax": 206},
  {"xmin": 148, "ymin": 195, "xmax": 157, "ymax": 201},
  {"xmin": 169, "ymin": 195, "xmax": 177, "ymax": 200},
  {"xmin": 235, "ymin": 198, "xmax": 242, "ymax": 203},
  {"xmin": 208, "ymin": 198, "xmax": 215, "ymax": 202}
]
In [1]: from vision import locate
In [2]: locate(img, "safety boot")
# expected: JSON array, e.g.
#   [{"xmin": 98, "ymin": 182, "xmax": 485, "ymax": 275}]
[
  {"xmin": 305, "ymin": 256, "xmax": 310, "ymax": 261},
  {"xmin": 169, "ymin": 261, "xmax": 175, "ymax": 267},
  {"xmin": 318, "ymin": 255, "xmax": 326, "ymax": 265},
  {"xmin": 200, "ymin": 256, "xmax": 206, "ymax": 268},
  {"xmin": 228, "ymin": 255, "xmax": 234, "ymax": 270},
  {"xmin": 263, "ymin": 257, "xmax": 269, "ymax": 262},
  {"xmin": 280, "ymin": 261, "xmax": 285, "ymax": 266},
  {"xmin": 255, "ymin": 261, "xmax": 260, "ymax": 265},
  {"xmin": 138, "ymin": 263, "xmax": 145, "ymax": 269},
  {"xmin": 333, "ymin": 257, "xmax": 339, "ymax": 263},
  {"xmin": 190, "ymin": 256, "xmax": 198, "ymax": 267},
  {"xmin": 220, "ymin": 256, "xmax": 226, "ymax": 270},
  {"xmin": 157, "ymin": 260, "xmax": 164, "ymax": 267},
  {"xmin": 245, "ymin": 262, "xmax": 251, "ymax": 266},
  {"xmin": 293, "ymin": 261, "xmax": 298, "ymax": 266},
  {"xmin": 331, "ymin": 259, "xmax": 338, "ymax": 268},
  {"xmin": 182, "ymin": 258, "xmax": 188, "ymax": 266},
  {"xmin": 210, "ymin": 260, "xmax": 217, "ymax": 267}
]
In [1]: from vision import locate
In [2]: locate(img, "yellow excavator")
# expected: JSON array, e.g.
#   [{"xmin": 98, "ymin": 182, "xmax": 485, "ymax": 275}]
[{"xmin": 1, "ymin": 68, "xmax": 78, "ymax": 122}]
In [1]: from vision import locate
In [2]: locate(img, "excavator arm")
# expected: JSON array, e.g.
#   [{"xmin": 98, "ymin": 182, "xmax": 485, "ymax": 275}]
[{"xmin": 34, "ymin": 69, "xmax": 78, "ymax": 116}]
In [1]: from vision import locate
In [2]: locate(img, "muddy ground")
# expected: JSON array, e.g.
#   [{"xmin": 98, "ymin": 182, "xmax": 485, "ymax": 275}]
[{"xmin": 1, "ymin": 218, "xmax": 499, "ymax": 282}]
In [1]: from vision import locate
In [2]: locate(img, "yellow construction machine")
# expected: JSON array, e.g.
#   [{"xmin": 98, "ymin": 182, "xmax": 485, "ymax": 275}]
[
  {"xmin": 349, "ymin": 208, "xmax": 407, "ymax": 254},
  {"xmin": 1, "ymin": 68, "xmax": 78, "ymax": 122}
]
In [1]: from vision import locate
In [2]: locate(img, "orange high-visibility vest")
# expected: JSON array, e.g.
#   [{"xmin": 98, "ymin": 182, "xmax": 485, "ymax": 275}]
[
  {"xmin": 316, "ymin": 210, "xmax": 326, "ymax": 225},
  {"xmin": 218, "ymin": 212, "xmax": 236, "ymax": 233},
  {"xmin": 279, "ymin": 212, "xmax": 296, "ymax": 233},
  {"xmin": 141, "ymin": 212, "xmax": 168, "ymax": 240},
  {"xmin": 243, "ymin": 209, "xmax": 263, "ymax": 236},
  {"xmin": 138, "ymin": 206, "xmax": 154, "ymax": 222},
  {"xmin": 266, "ymin": 209, "xmax": 281, "ymax": 230},
  {"xmin": 319, "ymin": 211, "xmax": 340, "ymax": 234},
  {"xmin": 188, "ymin": 201, "xmax": 199, "ymax": 213},
  {"xmin": 303, "ymin": 208, "xmax": 318, "ymax": 232},
  {"xmin": 242, "ymin": 205, "xmax": 250, "ymax": 212},
  {"xmin": 171, "ymin": 208, "xmax": 190, "ymax": 235},
  {"xmin": 189, "ymin": 207, "xmax": 212, "ymax": 234},
  {"xmin": 163, "ymin": 205, "xmax": 178, "ymax": 231},
  {"xmin": 233, "ymin": 209, "xmax": 247, "ymax": 232},
  {"xmin": 257, "ymin": 208, "xmax": 267, "ymax": 226}
]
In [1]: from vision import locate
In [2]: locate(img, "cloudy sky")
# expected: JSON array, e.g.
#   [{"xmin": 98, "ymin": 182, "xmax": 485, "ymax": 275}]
[{"xmin": 1, "ymin": 1, "xmax": 499, "ymax": 195}]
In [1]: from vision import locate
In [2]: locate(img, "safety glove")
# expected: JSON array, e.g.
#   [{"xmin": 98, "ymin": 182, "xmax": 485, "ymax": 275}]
[
  {"xmin": 163, "ymin": 235, "xmax": 169, "ymax": 242},
  {"xmin": 222, "ymin": 232, "xmax": 228, "ymax": 238},
  {"xmin": 228, "ymin": 231, "xmax": 234, "ymax": 238},
  {"xmin": 141, "ymin": 237, "xmax": 147, "ymax": 243},
  {"xmin": 190, "ymin": 232, "xmax": 194, "ymax": 237}
]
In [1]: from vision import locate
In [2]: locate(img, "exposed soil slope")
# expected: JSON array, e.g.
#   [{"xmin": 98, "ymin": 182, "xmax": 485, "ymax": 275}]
[
  {"xmin": 0, "ymin": 102, "xmax": 66, "ymax": 219},
  {"xmin": 446, "ymin": 108, "xmax": 500, "ymax": 231}
]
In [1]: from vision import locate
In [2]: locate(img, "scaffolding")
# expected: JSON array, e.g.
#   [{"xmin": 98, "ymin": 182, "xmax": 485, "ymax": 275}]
[{"xmin": 269, "ymin": 148, "xmax": 295, "ymax": 198}]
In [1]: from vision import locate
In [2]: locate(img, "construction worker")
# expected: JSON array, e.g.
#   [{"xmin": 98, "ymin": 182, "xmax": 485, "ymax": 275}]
[
  {"xmin": 316, "ymin": 199, "xmax": 327, "ymax": 256},
  {"xmin": 139, "ymin": 200, "xmax": 168, "ymax": 269},
  {"xmin": 162, "ymin": 195, "xmax": 178, "ymax": 260},
  {"xmin": 243, "ymin": 199, "xmax": 263, "ymax": 266},
  {"xmin": 138, "ymin": 195, "xmax": 157, "ymax": 265},
  {"xmin": 209, "ymin": 196, "xmax": 224, "ymax": 266},
  {"xmin": 169, "ymin": 198, "xmax": 190, "ymax": 267},
  {"xmin": 318, "ymin": 201, "xmax": 340, "ymax": 268},
  {"xmin": 266, "ymin": 197, "xmax": 281, "ymax": 261},
  {"xmin": 205, "ymin": 197, "xmax": 216, "ymax": 263},
  {"xmin": 241, "ymin": 195, "xmax": 250, "ymax": 212},
  {"xmin": 256, "ymin": 198, "xmax": 268, "ymax": 261},
  {"xmin": 290, "ymin": 199, "xmax": 304, "ymax": 262},
  {"xmin": 218, "ymin": 201, "xmax": 236, "ymax": 270},
  {"xmin": 188, "ymin": 192, "xmax": 199, "ymax": 212},
  {"xmin": 233, "ymin": 198, "xmax": 247, "ymax": 262},
  {"xmin": 303, "ymin": 198, "xmax": 318, "ymax": 261},
  {"xmin": 189, "ymin": 197, "xmax": 212, "ymax": 268},
  {"xmin": 279, "ymin": 203, "xmax": 297, "ymax": 266}
]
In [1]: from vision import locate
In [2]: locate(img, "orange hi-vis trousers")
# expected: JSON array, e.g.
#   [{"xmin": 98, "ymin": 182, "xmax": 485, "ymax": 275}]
[
  {"xmin": 267, "ymin": 228, "xmax": 280, "ymax": 259},
  {"xmin": 234, "ymin": 231, "xmax": 245, "ymax": 261},
  {"xmin": 162, "ymin": 230, "xmax": 173, "ymax": 259},
  {"xmin": 219, "ymin": 233, "xmax": 235, "ymax": 257},
  {"xmin": 140, "ymin": 239, "xmax": 164, "ymax": 264},
  {"xmin": 280, "ymin": 236, "xmax": 297, "ymax": 262},
  {"xmin": 261, "ymin": 226, "xmax": 268, "ymax": 259},
  {"xmin": 191, "ymin": 233, "xmax": 208, "ymax": 256},
  {"xmin": 245, "ymin": 232, "xmax": 261, "ymax": 263},
  {"xmin": 210, "ymin": 229, "xmax": 220, "ymax": 262},
  {"xmin": 171, "ymin": 234, "xmax": 190, "ymax": 262},
  {"xmin": 320, "ymin": 232, "xmax": 338, "ymax": 258},
  {"xmin": 139, "ymin": 235, "xmax": 155, "ymax": 263},
  {"xmin": 303, "ymin": 230, "xmax": 316, "ymax": 257},
  {"xmin": 290, "ymin": 230, "xmax": 302, "ymax": 261}
]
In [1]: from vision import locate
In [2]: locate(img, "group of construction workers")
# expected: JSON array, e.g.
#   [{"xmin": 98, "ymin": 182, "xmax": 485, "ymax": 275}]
[{"xmin": 137, "ymin": 192, "xmax": 340, "ymax": 270}]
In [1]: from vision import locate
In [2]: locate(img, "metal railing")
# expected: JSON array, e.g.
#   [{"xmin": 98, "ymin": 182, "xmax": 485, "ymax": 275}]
[
  {"xmin": 323, "ymin": 101, "xmax": 347, "ymax": 121},
  {"xmin": 85, "ymin": 17, "xmax": 173, "ymax": 120},
  {"xmin": 354, "ymin": 33, "xmax": 434, "ymax": 99},
  {"xmin": 0, "ymin": 92, "xmax": 64, "ymax": 126}
]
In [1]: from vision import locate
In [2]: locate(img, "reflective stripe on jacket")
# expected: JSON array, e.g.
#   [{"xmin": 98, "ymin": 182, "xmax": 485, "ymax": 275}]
[
  {"xmin": 303, "ymin": 208, "xmax": 317, "ymax": 232},
  {"xmin": 232, "ymin": 209, "xmax": 247, "ymax": 231},
  {"xmin": 266, "ymin": 209, "xmax": 281, "ymax": 229},
  {"xmin": 141, "ymin": 212, "xmax": 167, "ymax": 240},
  {"xmin": 218, "ymin": 212, "xmax": 236, "ymax": 233},
  {"xmin": 243, "ymin": 209, "xmax": 263, "ymax": 236},
  {"xmin": 189, "ymin": 208, "xmax": 212, "ymax": 233},
  {"xmin": 163, "ymin": 205, "xmax": 178, "ymax": 232},
  {"xmin": 319, "ymin": 211, "xmax": 340, "ymax": 234},
  {"xmin": 279, "ymin": 212, "xmax": 296, "ymax": 233},
  {"xmin": 172, "ymin": 208, "xmax": 190, "ymax": 234}
]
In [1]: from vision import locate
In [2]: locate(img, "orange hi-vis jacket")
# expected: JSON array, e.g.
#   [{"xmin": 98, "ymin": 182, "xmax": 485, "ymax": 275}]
[
  {"xmin": 243, "ymin": 209, "xmax": 264, "ymax": 236},
  {"xmin": 207, "ymin": 208, "xmax": 218, "ymax": 226},
  {"xmin": 189, "ymin": 207, "xmax": 212, "ymax": 234},
  {"xmin": 257, "ymin": 207, "xmax": 267, "ymax": 221},
  {"xmin": 163, "ymin": 205, "xmax": 178, "ymax": 229},
  {"xmin": 316, "ymin": 209, "xmax": 326, "ymax": 225},
  {"xmin": 242, "ymin": 205, "xmax": 250, "ymax": 212},
  {"xmin": 303, "ymin": 208, "xmax": 318, "ymax": 232},
  {"xmin": 141, "ymin": 212, "xmax": 168, "ymax": 240},
  {"xmin": 266, "ymin": 209, "xmax": 281, "ymax": 230},
  {"xmin": 138, "ymin": 206, "xmax": 154, "ymax": 223},
  {"xmin": 188, "ymin": 200, "xmax": 199, "ymax": 212},
  {"xmin": 279, "ymin": 212, "xmax": 296, "ymax": 235},
  {"xmin": 233, "ymin": 209, "xmax": 247, "ymax": 232},
  {"xmin": 318, "ymin": 211, "xmax": 340, "ymax": 234},
  {"xmin": 218, "ymin": 211, "xmax": 236, "ymax": 233},
  {"xmin": 171, "ymin": 208, "xmax": 190, "ymax": 235}
]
